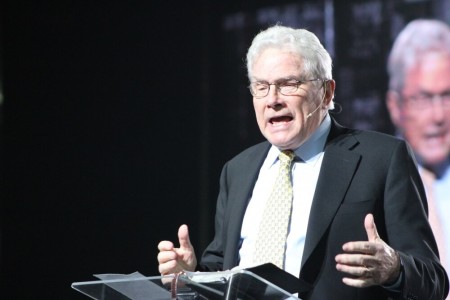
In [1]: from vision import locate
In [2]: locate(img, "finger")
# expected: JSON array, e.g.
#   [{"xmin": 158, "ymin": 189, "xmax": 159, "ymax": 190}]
[
  {"xmin": 342, "ymin": 276, "xmax": 375, "ymax": 288},
  {"xmin": 159, "ymin": 259, "xmax": 180, "ymax": 275},
  {"xmin": 178, "ymin": 224, "xmax": 193, "ymax": 250},
  {"xmin": 335, "ymin": 253, "xmax": 374, "ymax": 267},
  {"xmin": 342, "ymin": 241, "xmax": 376, "ymax": 254},
  {"xmin": 336, "ymin": 262, "xmax": 371, "ymax": 277},
  {"xmin": 157, "ymin": 250, "xmax": 177, "ymax": 264},
  {"xmin": 158, "ymin": 241, "xmax": 174, "ymax": 251},
  {"xmin": 364, "ymin": 213, "xmax": 380, "ymax": 242}
]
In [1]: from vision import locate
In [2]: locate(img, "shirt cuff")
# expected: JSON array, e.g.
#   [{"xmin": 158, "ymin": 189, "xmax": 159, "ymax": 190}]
[{"xmin": 382, "ymin": 257, "xmax": 404, "ymax": 292}]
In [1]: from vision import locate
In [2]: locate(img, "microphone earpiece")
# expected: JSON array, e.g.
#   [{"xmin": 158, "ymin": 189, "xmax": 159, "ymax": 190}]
[
  {"xmin": 306, "ymin": 81, "xmax": 329, "ymax": 120},
  {"xmin": 306, "ymin": 104, "xmax": 321, "ymax": 119}
]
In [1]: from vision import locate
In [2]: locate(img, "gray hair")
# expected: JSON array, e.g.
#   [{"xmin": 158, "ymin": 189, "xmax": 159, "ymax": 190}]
[
  {"xmin": 246, "ymin": 25, "xmax": 333, "ymax": 82},
  {"xmin": 387, "ymin": 19, "xmax": 450, "ymax": 92}
]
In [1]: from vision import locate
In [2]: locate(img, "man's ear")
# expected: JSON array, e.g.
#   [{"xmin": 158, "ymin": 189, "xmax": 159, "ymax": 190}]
[
  {"xmin": 386, "ymin": 90, "xmax": 402, "ymax": 127},
  {"xmin": 323, "ymin": 79, "xmax": 336, "ymax": 107}
]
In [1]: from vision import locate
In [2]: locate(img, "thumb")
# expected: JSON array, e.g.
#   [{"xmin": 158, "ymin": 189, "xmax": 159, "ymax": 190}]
[
  {"xmin": 178, "ymin": 224, "xmax": 193, "ymax": 250},
  {"xmin": 365, "ymin": 213, "xmax": 380, "ymax": 242}
]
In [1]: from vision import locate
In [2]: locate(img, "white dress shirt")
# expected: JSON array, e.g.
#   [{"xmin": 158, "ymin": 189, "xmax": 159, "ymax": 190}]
[
  {"xmin": 238, "ymin": 114, "xmax": 331, "ymax": 277},
  {"xmin": 420, "ymin": 161, "xmax": 450, "ymax": 274},
  {"xmin": 434, "ymin": 162, "xmax": 450, "ymax": 268}
]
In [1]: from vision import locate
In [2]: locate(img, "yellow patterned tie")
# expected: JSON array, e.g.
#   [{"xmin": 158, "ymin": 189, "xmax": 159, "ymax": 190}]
[{"xmin": 253, "ymin": 150, "xmax": 296, "ymax": 269}]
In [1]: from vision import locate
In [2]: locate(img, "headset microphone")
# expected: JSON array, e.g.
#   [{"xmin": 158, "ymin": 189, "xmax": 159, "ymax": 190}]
[
  {"xmin": 306, "ymin": 104, "xmax": 322, "ymax": 119},
  {"xmin": 306, "ymin": 81, "xmax": 328, "ymax": 120}
]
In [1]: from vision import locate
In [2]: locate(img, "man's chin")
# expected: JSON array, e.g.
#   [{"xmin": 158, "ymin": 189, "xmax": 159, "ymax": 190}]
[
  {"xmin": 267, "ymin": 137, "xmax": 301, "ymax": 150},
  {"xmin": 419, "ymin": 151, "xmax": 450, "ymax": 168}
]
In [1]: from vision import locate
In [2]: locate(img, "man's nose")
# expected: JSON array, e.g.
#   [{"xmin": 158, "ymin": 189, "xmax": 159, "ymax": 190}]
[{"xmin": 266, "ymin": 84, "xmax": 283, "ymax": 107}]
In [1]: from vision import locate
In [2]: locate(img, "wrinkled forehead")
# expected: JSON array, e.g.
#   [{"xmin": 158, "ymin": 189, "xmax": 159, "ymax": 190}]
[{"xmin": 402, "ymin": 51, "xmax": 450, "ymax": 93}]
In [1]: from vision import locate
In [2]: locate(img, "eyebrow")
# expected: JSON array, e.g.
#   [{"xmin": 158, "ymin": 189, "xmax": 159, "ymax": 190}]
[{"xmin": 415, "ymin": 89, "xmax": 450, "ymax": 95}]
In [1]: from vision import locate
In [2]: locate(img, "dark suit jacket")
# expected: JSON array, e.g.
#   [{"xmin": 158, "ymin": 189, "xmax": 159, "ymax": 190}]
[{"xmin": 199, "ymin": 119, "xmax": 449, "ymax": 300}]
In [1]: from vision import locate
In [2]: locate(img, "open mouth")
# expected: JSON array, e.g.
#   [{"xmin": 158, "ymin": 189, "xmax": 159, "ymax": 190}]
[
  {"xmin": 270, "ymin": 116, "xmax": 293, "ymax": 125},
  {"xmin": 425, "ymin": 131, "xmax": 445, "ymax": 140}
]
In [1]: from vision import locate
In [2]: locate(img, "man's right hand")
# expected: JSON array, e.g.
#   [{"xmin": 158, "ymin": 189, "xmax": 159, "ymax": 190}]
[{"xmin": 157, "ymin": 224, "xmax": 197, "ymax": 275}]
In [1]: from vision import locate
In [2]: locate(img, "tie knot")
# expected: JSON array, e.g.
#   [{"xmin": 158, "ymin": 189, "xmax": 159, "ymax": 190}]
[{"xmin": 279, "ymin": 150, "xmax": 295, "ymax": 164}]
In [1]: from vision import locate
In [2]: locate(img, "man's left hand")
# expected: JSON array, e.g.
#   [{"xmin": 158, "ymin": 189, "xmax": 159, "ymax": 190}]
[{"xmin": 335, "ymin": 213, "xmax": 401, "ymax": 287}]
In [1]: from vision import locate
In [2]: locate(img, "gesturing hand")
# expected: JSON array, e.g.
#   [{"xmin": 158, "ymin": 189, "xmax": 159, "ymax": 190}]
[
  {"xmin": 335, "ymin": 214, "xmax": 401, "ymax": 287},
  {"xmin": 157, "ymin": 224, "xmax": 197, "ymax": 275}
]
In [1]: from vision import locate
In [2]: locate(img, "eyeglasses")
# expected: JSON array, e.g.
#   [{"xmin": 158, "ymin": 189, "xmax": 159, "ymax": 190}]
[
  {"xmin": 248, "ymin": 79, "xmax": 322, "ymax": 98},
  {"xmin": 403, "ymin": 91, "xmax": 450, "ymax": 109}
]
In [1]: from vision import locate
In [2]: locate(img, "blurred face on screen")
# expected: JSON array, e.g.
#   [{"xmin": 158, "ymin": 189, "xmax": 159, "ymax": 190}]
[{"xmin": 388, "ymin": 51, "xmax": 450, "ymax": 167}]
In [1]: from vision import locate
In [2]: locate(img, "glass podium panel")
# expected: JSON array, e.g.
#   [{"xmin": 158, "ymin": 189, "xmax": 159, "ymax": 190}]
[
  {"xmin": 72, "ymin": 275, "xmax": 173, "ymax": 300},
  {"xmin": 71, "ymin": 270, "xmax": 302, "ymax": 300}
]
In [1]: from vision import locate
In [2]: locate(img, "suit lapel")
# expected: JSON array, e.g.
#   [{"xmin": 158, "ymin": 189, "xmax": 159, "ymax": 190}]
[
  {"xmin": 224, "ymin": 142, "xmax": 271, "ymax": 268},
  {"xmin": 301, "ymin": 121, "xmax": 361, "ymax": 269}
]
